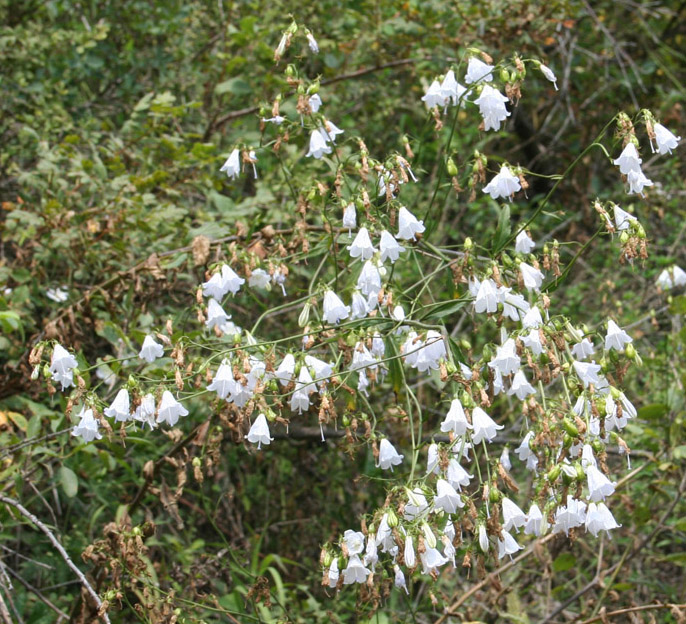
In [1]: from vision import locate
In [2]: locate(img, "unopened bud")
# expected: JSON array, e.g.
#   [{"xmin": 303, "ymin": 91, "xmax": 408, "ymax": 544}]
[
  {"xmin": 446, "ymin": 157, "xmax": 458, "ymax": 177},
  {"xmin": 421, "ymin": 522, "xmax": 437, "ymax": 549}
]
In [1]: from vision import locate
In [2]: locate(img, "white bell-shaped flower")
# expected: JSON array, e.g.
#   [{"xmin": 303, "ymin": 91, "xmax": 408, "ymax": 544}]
[
  {"xmin": 471, "ymin": 407, "xmax": 503, "ymax": 444},
  {"xmin": 219, "ymin": 149, "xmax": 240, "ymax": 179},
  {"xmin": 206, "ymin": 298, "xmax": 230, "ymax": 329},
  {"xmin": 248, "ymin": 268, "xmax": 271, "ymax": 289},
  {"xmin": 347, "ymin": 227, "xmax": 375, "ymax": 260},
  {"xmin": 403, "ymin": 534, "xmax": 416, "ymax": 568},
  {"xmin": 520, "ymin": 262, "xmax": 544, "ymax": 292},
  {"xmin": 156, "ymin": 391, "xmax": 189, "ymax": 427},
  {"xmin": 653, "ymin": 123, "xmax": 680, "ymax": 155},
  {"xmin": 440, "ymin": 399, "xmax": 472, "ymax": 435},
  {"xmin": 404, "ymin": 488, "xmax": 429, "ymax": 520},
  {"xmin": 482, "ymin": 165, "xmax": 521, "ymax": 201},
  {"xmin": 585, "ymin": 502, "xmax": 621, "ymax": 536},
  {"xmin": 308, "ymin": 94, "xmax": 322, "ymax": 112},
  {"xmin": 104, "ymin": 388, "xmax": 131, "ymax": 423},
  {"xmin": 342, "ymin": 203, "xmax": 356, "ymax": 234},
  {"xmin": 465, "ymin": 57, "xmax": 494, "ymax": 84},
  {"xmin": 133, "ymin": 394, "xmax": 156, "ymax": 430},
  {"xmin": 434, "ymin": 479, "xmax": 463, "ymax": 514},
  {"xmin": 379, "ymin": 230, "xmax": 405, "ymax": 263},
  {"xmin": 497, "ymin": 530, "xmax": 522, "ymax": 560},
  {"xmin": 627, "ymin": 168, "xmax": 653, "ymax": 196},
  {"xmin": 656, "ymin": 265, "xmax": 686, "ymax": 290},
  {"xmin": 350, "ymin": 291, "xmax": 369, "ymax": 320},
  {"xmin": 524, "ymin": 503, "xmax": 548, "ymax": 536},
  {"xmin": 508, "ymin": 370, "xmax": 536, "ymax": 400},
  {"xmin": 320, "ymin": 120, "xmax": 344, "ymax": 144},
  {"xmin": 356, "ymin": 260, "xmax": 382, "ymax": 297},
  {"xmin": 553, "ymin": 496, "xmax": 587, "ymax": 535},
  {"xmin": 586, "ymin": 465, "xmax": 616, "ymax": 502},
  {"xmin": 478, "ymin": 525, "xmax": 490, "ymax": 553},
  {"xmin": 521, "ymin": 328, "xmax": 543, "ymax": 355},
  {"xmin": 540, "ymin": 64, "xmax": 558, "ymax": 89},
  {"xmin": 604, "ymin": 320, "xmax": 632, "ymax": 352},
  {"xmin": 515, "ymin": 431, "xmax": 538, "ymax": 471},
  {"xmin": 440, "ymin": 69, "xmax": 467, "ymax": 106},
  {"xmin": 377, "ymin": 438, "xmax": 404, "ymax": 471},
  {"xmin": 474, "ymin": 85, "xmax": 510, "ymax": 131},
  {"xmin": 393, "ymin": 564, "xmax": 409, "ymax": 593},
  {"xmin": 397, "ymin": 206, "xmax": 425, "ymax": 241},
  {"xmin": 342, "ymin": 554, "xmax": 369, "ymax": 585},
  {"xmin": 72, "ymin": 406, "xmax": 102, "ymax": 443},
  {"xmin": 571, "ymin": 338, "xmax": 595, "ymax": 360},
  {"xmin": 245, "ymin": 413, "xmax": 273, "ymax": 450},
  {"xmin": 327, "ymin": 559, "xmax": 339, "ymax": 588},
  {"xmin": 207, "ymin": 360, "xmax": 236, "ymax": 399},
  {"xmin": 420, "ymin": 546, "xmax": 448, "ymax": 576},
  {"xmin": 489, "ymin": 338, "xmax": 520, "ymax": 376},
  {"xmin": 322, "ymin": 290, "xmax": 350, "ymax": 324},
  {"xmin": 613, "ymin": 143, "xmax": 642, "ymax": 174},
  {"xmin": 50, "ymin": 344, "xmax": 79, "ymax": 390},
  {"xmin": 515, "ymin": 230, "xmax": 535, "ymax": 253},
  {"xmin": 306, "ymin": 129, "xmax": 331, "ymax": 159},
  {"xmin": 421, "ymin": 79, "xmax": 445, "ymax": 109},
  {"xmin": 474, "ymin": 278, "xmax": 500, "ymax": 314},
  {"xmin": 139, "ymin": 335, "xmax": 164, "ymax": 363},
  {"xmin": 446, "ymin": 458, "xmax": 473, "ymax": 491},
  {"xmin": 343, "ymin": 530, "xmax": 365, "ymax": 555},
  {"xmin": 573, "ymin": 360, "xmax": 602, "ymax": 388},
  {"xmin": 275, "ymin": 353, "xmax": 295, "ymax": 386},
  {"xmin": 613, "ymin": 205, "xmax": 636, "ymax": 231},
  {"xmin": 502, "ymin": 497, "xmax": 527, "ymax": 532},
  {"xmin": 522, "ymin": 306, "xmax": 543, "ymax": 329}
]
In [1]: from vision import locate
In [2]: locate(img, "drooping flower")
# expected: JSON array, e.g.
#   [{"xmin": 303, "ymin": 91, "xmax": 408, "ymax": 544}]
[
  {"xmin": 139, "ymin": 335, "xmax": 164, "ymax": 363},
  {"xmin": 342, "ymin": 555, "xmax": 370, "ymax": 584},
  {"xmin": 553, "ymin": 496, "xmax": 587, "ymax": 535},
  {"xmin": 474, "ymin": 85, "xmax": 510, "ymax": 131},
  {"xmin": 613, "ymin": 143, "xmax": 642, "ymax": 175},
  {"xmin": 72, "ymin": 406, "xmax": 102, "ymax": 443},
  {"xmin": 585, "ymin": 502, "xmax": 621, "ymax": 537},
  {"xmin": 327, "ymin": 559, "xmax": 339, "ymax": 588},
  {"xmin": 207, "ymin": 360, "xmax": 236, "ymax": 399},
  {"xmin": 614, "ymin": 205, "xmax": 637, "ymax": 231},
  {"xmin": 363, "ymin": 532, "xmax": 378, "ymax": 571},
  {"xmin": 604, "ymin": 320, "xmax": 632, "ymax": 352},
  {"xmin": 202, "ymin": 264, "xmax": 244, "ymax": 299},
  {"xmin": 156, "ymin": 391, "xmax": 189, "ymax": 427},
  {"xmin": 206, "ymin": 298, "xmax": 231, "ymax": 329},
  {"xmin": 471, "ymin": 407, "xmax": 503, "ymax": 444},
  {"xmin": 515, "ymin": 230, "xmax": 535, "ymax": 253},
  {"xmin": 415, "ymin": 330, "xmax": 447, "ymax": 372},
  {"xmin": 275, "ymin": 353, "xmax": 295, "ymax": 386},
  {"xmin": 483, "ymin": 165, "xmax": 521, "ymax": 201},
  {"xmin": 308, "ymin": 94, "xmax": 322, "ymax": 112},
  {"xmin": 305, "ymin": 354, "xmax": 334, "ymax": 386},
  {"xmin": 656, "ymin": 266, "xmax": 686, "ymax": 290},
  {"xmin": 446, "ymin": 458, "xmax": 473, "ymax": 491},
  {"xmin": 515, "ymin": 432, "xmax": 538, "ymax": 471},
  {"xmin": 404, "ymin": 488, "xmax": 429, "ymax": 520},
  {"xmin": 356, "ymin": 260, "xmax": 382, "ymax": 298},
  {"xmin": 322, "ymin": 290, "xmax": 350, "ymax": 324},
  {"xmin": 50, "ymin": 344, "xmax": 79, "ymax": 390},
  {"xmin": 521, "ymin": 328, "xmax": 543, "ymax": 356},
  {"xmin": 522, "ymin": 306, "xmax": 543, "ymax": 329},
  {"xmin": 434, "ymin": 479, "xmax": 463, "ymax": 514},
  {"xmin": 343, "ymin": 530, "xmax": 365, "ymax": 556},
  {"xmin": 465, "ymin": 57, "xmax": 494, "ymax": 84},
  {"xmin": 571, "ymin": 338, "xmax": 595, "ymax": 360},
  {"xmin": 377, "ymin": 438, "xmax": 404, "ymax": 471},
  {"xmin": 520, "ymin": 262, "xmax": 544, "ymax": 292},
  {"xmin": 342, "ymin": 203, "xmax": 356, "ymax": 235},
  {"xmin": 441, "ymin": 399, "xmax": 472, "ymax": 436},
  {"xmin": 220, "ymin": 149, "xmax": 241, "ymax": 179},
  {"xmin": 290, "ymin": 366, "xmax": 315, "ymax": 414},
  {"xmin": 500, "ymin": 447, "xmax": 512, "ymax": 472},
  {"xmin": 540, "ymin": 64, "xmax": 558, "ymax": 89},
  {"xmin": 133, "ymin": 394, "xmax": 156, "ymax": 430},
  {"xmin": 306, "ymin": 31, "xmax": 318, "ymax": 53},
  {"xmin": 489, "ymin": 338, "xmax": 520, "ymax": 376},
  {"xmin": 473, "ymin": 278, "xmax": 500, "ymax": 314},
  {"xmin": 420, "ymin": 546, "xmax": 449, "ymax": 576},
  {"xmin": 394, "ymin": 564, "xmax": 409, "ymax": 593},
  {"xmin": 421, "ymin": 79, "xmax": 445, "ymax": 109},
  {"xmin": 320, "ymin": 120, "xmax": 344, "ymax": 144},
  {"xmin": 523, "ymin": 504, "xmax": 547, "ymax": 537},
  {"xmin": 104, "ymin": 388, "xmax": 131, "ymax": 423},
  {"xmin": 404, "ymin": 534, "xmax": 416, "ymax": 568},
  {"xmin": 350, "ymin": 291, "xmax": 369, "ymax": 320},
  {"xmin": 245, "ymin": 413, "xmax": 273, "ymax": 449},
  {"xmin": 379, "ymin": 230, "xmax": 405, "ymax": 263},
  {"xmin": 426, "ymin": 442, "xmax": 440, "ymax": 475},
  {"xmin": 573, "ymin": 360, "xmax": 602, "ymax": 388},
  {"xmin": 248, "ymin": 268, "xmax": 271, "ymax": 289},
  {"xmin": 497, "ymin": 530, "xmax": 522, "ymax": 559},
  {"xmin": 306, "ymin": 129, "xmax": 331, "ymax": 159},
  {"xmin": 627, "ymin": 168, "xmax": 653, "ymax": 196},
  {"xmin": 397, "ymin": 206, "xmax": 425, "ymax": 241},
  {"xmin": 347, "ymin": 227, "xmax": 375, "ymax": 260},
  {"xmin": 586, "ymin": 465, "xmax": 616, "ymax": 502},
  {"xmin": 508, "ymin": 370, "xmax": 536, "ymax": 400},
  {"xmin": 502, "ymin": 497, "xmax": 527, "ymax": 532},
  {"xmin": 46, "ymin": 286, "xmax": 68, "ymax": 302},
  {"xmin": 653, "ymin": 123, "xmax": 681, "ymax": 155},
  {"xmin": 440, "ymin": 70, "xmax": 467, "ymax": 106}
]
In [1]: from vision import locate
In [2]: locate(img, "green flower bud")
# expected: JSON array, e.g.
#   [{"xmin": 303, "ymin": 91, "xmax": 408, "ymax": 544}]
[
  {"xmin": 625, "ymin": 343, "xmax": 637, "ymax": 360},
  {"xmin": 547, "ymin": 465, "xmax": 561, "ymax": 483},
  {"xmin": 387, "ymin": 508, "xmax": 399, "ymax": 528},
  {"xmin": 562, "ymin": 418, "xmax": 579, "ymax": 437},
  {"xmin": 446, "ymin": 157, "xmax": 458, "ymax": 176},
  {"xmin": 422, "ymin": 522, "xmax": 437, "ymax": 549},
  {"xmin": 464, "ymin": 237, "xmax": 473, "ymax": 250},
  {"xmin": 499, "ymin": 68, "xmax": 510, "ymax": 83}
]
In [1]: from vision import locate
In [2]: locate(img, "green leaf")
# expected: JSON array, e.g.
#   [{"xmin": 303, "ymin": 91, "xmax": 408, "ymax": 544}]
[
  {"xmin": 492, "ymin": 202, "xmax": 512, "ymax": 253},
  {"xmin": 420, "ymin": 298, "xmax": 467, "ymax": 321},
  {"xmin": 552, "ymin": 552, "xmax": 576, "ymax": 572},
  {"xmin": 638, "ymin": 404, "xmax": 669, "ymax": 420},
  {"xmin": 58, "ymin": 466, "xmax": 78, "ymax": 498},
  {"xmin": 214, "ymin": 78, "xmax": 252, "ymax": 96}
]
